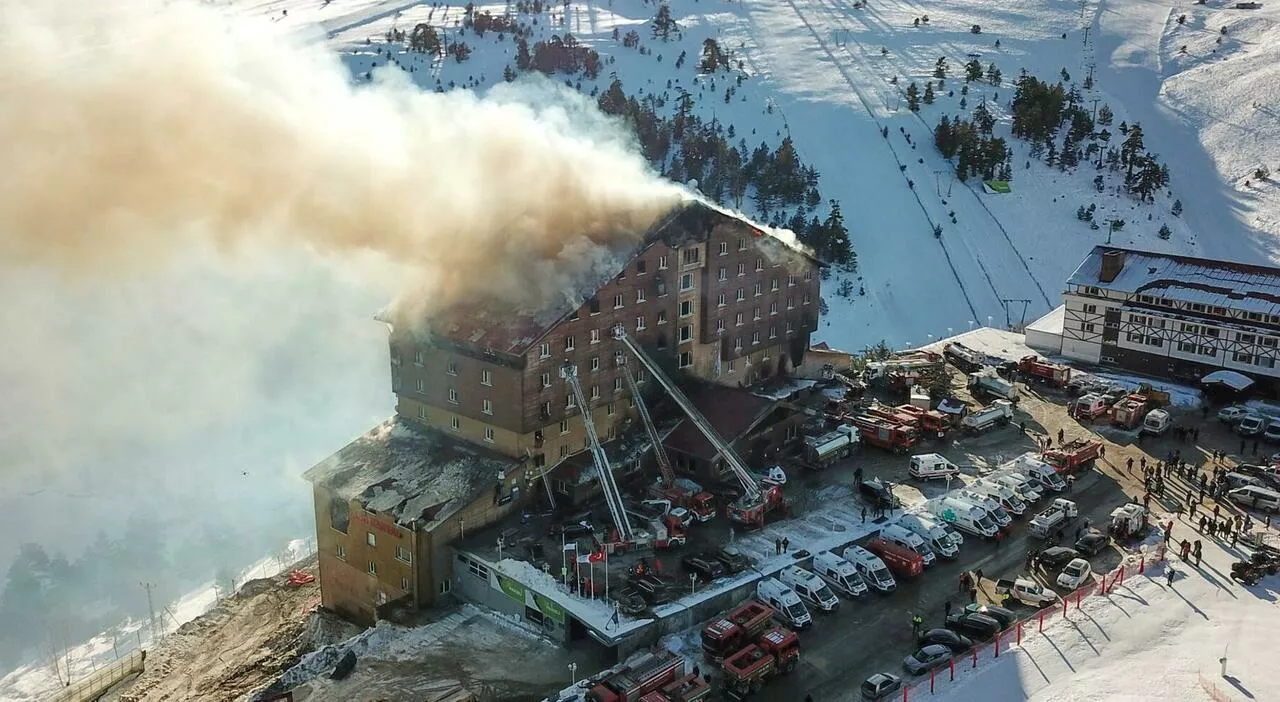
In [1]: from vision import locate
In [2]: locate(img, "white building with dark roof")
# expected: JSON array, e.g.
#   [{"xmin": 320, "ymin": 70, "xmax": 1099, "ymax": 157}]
[{"xmin": 1055, "ymin": 245, "xmax": 1280, "ymax": 389}]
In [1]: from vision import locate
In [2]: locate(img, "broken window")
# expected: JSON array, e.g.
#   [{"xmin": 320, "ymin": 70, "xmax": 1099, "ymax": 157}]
[{"xmin": 329, "ymin": 497, "xmax": 350, "ymax": 534}]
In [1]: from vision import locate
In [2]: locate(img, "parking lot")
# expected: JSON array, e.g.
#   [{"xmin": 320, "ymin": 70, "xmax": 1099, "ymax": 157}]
[{"xmin": 745, "ymin": 372, "xmax": 1239, "ymax": 701}]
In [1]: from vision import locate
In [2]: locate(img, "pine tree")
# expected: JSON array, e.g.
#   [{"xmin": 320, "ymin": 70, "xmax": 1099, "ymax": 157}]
[
  {"xmin": 1097, "ymin": 104, "xmax": 1113, "ymax": 126},
  {"xmin": 651, "ymin": 3, "xmax": 677, "ymax": 41},
  {"xmin": 1121, "ymin": 122, "xmax": 1145, "ymax": 180},
  {"xmin": 924, "ymin": 83, "xmax": 935, "ymax": 105},
  {"xmin": 503, "ymin": 64, "xmax": 516, "ymax": 82},
  {"xmin": 934, "ymin": 56, "xmax": 948, "ymax": 79},
  {"xmin": 973, "ymin": 101, "xmax": 995, "ymax": 134},
  {"xmin": 987, "ymin": 63, "xmax": 1002, "ymax": 86},
  {"xmin": 1159, "ymin": 223, "xmax": 1172, "ymax": 239},
  {"xmin": 935, "ymin": 115, "xmax": 956, "ymax": 158},
  {"xmin": 965, "ymin": 59, "xmax": 983, "ymax": 82},
  {"xmin": 1172, "ymin": 199, "xmax": 1183, "ymax": 217},
  {"xmin": 906, "ymin": 82, "xmax": 921, "ymax": 112},
  {"xmin": 516, "ymin": 37, "xmax": 532, "ymax": 70}
]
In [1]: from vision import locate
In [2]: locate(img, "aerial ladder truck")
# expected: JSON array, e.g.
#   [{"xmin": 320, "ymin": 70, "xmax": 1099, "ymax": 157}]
[
  {"xmin": 561, "ymin": 364, "xmax": 635, "ymax": 544},
  {"xmin": 613, "ymin": 328, "xmax": 785, "ymax": 528}
]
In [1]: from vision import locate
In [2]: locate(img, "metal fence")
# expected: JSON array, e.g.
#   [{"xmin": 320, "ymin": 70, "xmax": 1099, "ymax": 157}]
[
  {"xmin": 894, "ymin": 544, "xmax": 1166, "ymax": 700},
  {"xmin": 48, "ymin": 649, "xmax": 146, "ymax": 702}
]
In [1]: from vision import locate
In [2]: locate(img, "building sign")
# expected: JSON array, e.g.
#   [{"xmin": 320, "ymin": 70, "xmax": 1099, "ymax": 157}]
[
  {"xmin": 355, "ymin": 513, "xmax": 402, "ymax": 538},
  {"xmin": 532, "ymin": 592, "xmax": 565, "ymax": 624},
  {"xmin": 496, "ymin": 574, "xmax": 526, "ymax": 604}
]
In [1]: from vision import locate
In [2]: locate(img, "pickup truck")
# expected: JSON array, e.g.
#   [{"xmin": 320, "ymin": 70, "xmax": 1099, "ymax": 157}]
[
  {"xmin": 1029, "ymin": 498, "xmax": 1078, "ymax": 539},
  {"xmin": 994, "ymin": 577, "xmax": 1059, "ymax": 608}
]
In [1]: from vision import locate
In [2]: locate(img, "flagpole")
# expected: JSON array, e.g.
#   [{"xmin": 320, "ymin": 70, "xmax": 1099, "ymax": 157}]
[
  {"xmin": 604, "ymin": 547, "xmax": 610, "ymax": 603},
  {"xmin": 590, "ymin": 561, "xmax": 595, "ymax": 601},
  {"xmin": 562, "ymin": 532, "xmax": 567, "ymax": 586}
]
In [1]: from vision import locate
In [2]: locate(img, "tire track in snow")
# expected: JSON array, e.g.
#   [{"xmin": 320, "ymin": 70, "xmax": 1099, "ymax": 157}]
[
  {"xmin": 816, "ymin": 0, "xmax": 1056, "ymax": 313},
  {"xmin": 770, "ymin": 0, "xmax": 983, "ymax": 321}
]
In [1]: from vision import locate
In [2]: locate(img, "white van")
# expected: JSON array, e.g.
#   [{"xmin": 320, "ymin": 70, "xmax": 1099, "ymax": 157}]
[
  {"xmin": 957, "ymin": 489, "xmax": 1013, "ymax": 526},
  {"xmin": 994, "ymin": 472, "xmax": 1043, "ymax": 503},
  {"xmin": 909, "ymin": 453, "xmax": 960, "ymax": 480},
  {"xmin": 927, "ymin": 497, "xmax": 998, "ymax": 538},
  {"xmin": 841, "ymin": 545, "xmax": 896, "ymax": 593},
  {"xmin": 1008, "ymin": 454, "xmax": 1066, "ymax": 492},
  {"xmin": 1228, "ymin": 485, "xmax": 1280, "ymax": 512},
  {"xmin": 895, "ymin": 514, "xmax": 960, "ymax": 559},
  {"xmin": 879, "ymin": 524, "xmax": 937, "ymax": 566},
  {"xmin": 812, "ymin": 551, "xmax": 868, "ymax": 598},
  {"xmin": 779, "ymin": 566, "xmax": 840, "ymax": 612},
  {"xmin": 756, "ymin": 577, "xmax": 812, "ymax": 629},
  {"xmin": 967, "ymin": 481, "xmax": 1026, "ymax": 516}
]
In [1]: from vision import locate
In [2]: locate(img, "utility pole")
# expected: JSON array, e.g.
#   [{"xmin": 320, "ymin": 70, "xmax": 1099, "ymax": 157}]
[
  {"xmin": 1082, "ymin": 25, "xmax": 1091, "ymax": 49},
  {"xmin": 141, "ymin": 582, "xmax": 158, "ymax": 645},
  {"xmin": 1090, "ymin": 98, "xmax": 1101, "ymax": 121}
]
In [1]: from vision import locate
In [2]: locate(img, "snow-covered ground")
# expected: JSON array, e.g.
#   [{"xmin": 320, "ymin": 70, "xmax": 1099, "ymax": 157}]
[{"xmin": 870, "ymin": 526, "xmax": 1280, "ymax": 702}]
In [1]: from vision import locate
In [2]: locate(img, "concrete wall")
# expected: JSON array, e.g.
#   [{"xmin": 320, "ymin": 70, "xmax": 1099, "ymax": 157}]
[{"xmin": 312, "ymin": 484, "xmax": 416, "ymax": 623}]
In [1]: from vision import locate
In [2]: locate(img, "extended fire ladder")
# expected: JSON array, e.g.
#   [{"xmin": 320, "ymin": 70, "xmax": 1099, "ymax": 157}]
[
  {"xmin": 619, "ymin": 364, "xmax": 675, "ymax": 486},
  {"xmin": 612, "ymin": 328, "xmax": 760, "ymax": 502},
  {"xmin": 560, "ymin": 364, "xmax": 634, "ymax": 541}
]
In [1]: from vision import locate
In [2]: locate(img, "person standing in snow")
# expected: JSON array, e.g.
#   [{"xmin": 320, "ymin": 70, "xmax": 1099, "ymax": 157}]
[
  {"xmin": 1166, "ymin": 567, "xmax": 1176, "ymax": 586},
  {"xmin": 1193, "ymin": 540, "xmax": 1202, "ymax": 566},
  {"xmin": 782, "ymin": 537, "xmax": 790, "ymax": 553},
  {"xmin": 944, "ymin": 600, "xmax": 952, "ymax": 619}
]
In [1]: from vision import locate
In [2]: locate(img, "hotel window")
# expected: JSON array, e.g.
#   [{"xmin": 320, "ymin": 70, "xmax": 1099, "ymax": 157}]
[
  {"xmin": 636, "ymin": 289, "xmax": 646, "ymax": 303},
  {"xmin": 1264, "ymin": 338, "xmax": 1278, "ymax": 348},
  {"xmin": 737, "ymin": 263, "xmax": 746, "ymax": 277},
  {"xmin": 752, "ymin": 331, "xmax": 761, "ymax": 345},
  {"xmin": 683, "ymin": 248, "xmax": 701, "ymax": 265},
  {"xmin": 539, "ymin": 342, "xmax": 551, "ymax": 359},
  {"xmin": 680, "ymin": 273, "xmax": 694, "ymax": 291},
  {"xmin": 590, "ymin": 356, "xmax": 600, "ymax": 371},
  {"xmin": 719, "ymin": 242, "xmax": 729, "ymax": 256},
  {"xmin": 787, "ymin": 296, "xmax": 795, "ymax": 309},
  {"xmin": 590, "ymin": 328, "xmax": 601, "ymax": 344},
  {"xmin": 589, "ymin": 385, "xmax": 600, "ymax": 400},
  {"xmin": 335, "ymin": 544, "xmax": 346, "ymax": 560},
  {"xmin": 414, "ymin": 350, "xmax": 425, "ymax": 366},
  {"xmin": 680, "ymin": 325, "xmax": 693, "ymax": 342},
  {"xmin": 804, "ymin": 269, "xmax": 812, "ymax": 281},
  {"xmin": 636, "ymin": 316, "xmax": 647, "ymax": 331},
  {"xmin": 718, "ymin": 293, "xmax": 726, "ymax": 307},
  {"xmin": 769, "ymin": 325, "xmax": 778, "ymax": 339},
  {"xmin": 564, "ymin": 335, "xmax": 575, "ymax": 351},
  {"xmin": 717, "ymin": 319, "xmax": 726, "ymax": 332},
  {"xmin": 735, "ymin": 313, "xmax": 744, "ymax": 326},
  {"xmin": 1248, "ymin": 312, "xmax": 1263, "ymax": 321},
  {"xmin": 482, "ymin": 399, "xmax": 493, "ymax": 415},
  {"xmin": 679, "ymin": 352, "xmax": 693, "ymax": 368},
  {"xmin": 658, "ymin": 255, "xmax": 668, "ymax": 269},
  {"xmin": 484, "ymin": 427, "xmax": 495, "ymax": 442},
  {"xmin": 588, "ymin": 298, "xmax": 600, "ymax": 315},
  {"xmin": 727, "ymin": 360, "xmax": 736, "ymax": 373},
  {"xmin": 448, "ymin": 388, "xmax": 459, "ymax": 404},
  {"xmin": 753, "ymin": 283, "xmax": 762, "ymax": 297},
  {"xmin": 541, "ymin": 372, "xmax": 551, "ymax": 387},
  {"xmin": 658, "ymin": 311, "xmax": 668, "ymax": 324},
  {"xmin": 734, "ymin": 337, "xmax": 743, "ymax": 351},
  {"xmin": 1083, "ymin": 323, "xmax": 1096, "ymax": 333},
  {"xmin": 366, "ymin": 532, "xmax": 377, "ymax": 547},
  {"xmin": 614, "ymin": 377, "xmax": 624, "ymax": 392},
  {"xmin": 718, "ymin": 267, "xmax": 728, "ymax": 281},
  {"xmin": 607, "ymin": 402, "xmax": 615, "ymax": 416},
  {"xmin": 738, "ymin": 238, "xmax": 748, "ymax": 251},
  {"xmin": 451, "ymin": 416, "xmax": 460, "ymax": 431},
  {"xmin": 559, "ymin": 445, "xmax": 569, "ymax": 458},
  {"xmin": 368, "ymin": 561, "xmax": 378, "ymax": 576},
  {"xmin": 770, "ymin": 302, "xmax": 778, "ymax": 315},
  {"xmin": 1234, "ymin": 351, "xmax": 1254, "ymax": 364},
  {"xmin": 560, "ymin": 420, "xmax": 569, "ymax": 434},
  {"xmin": 390, "ymin": 351, "xmax": 401, "ymax": 366},
  {"xmin": 755, "ymin": 258, "xmax": 763, "ymax": 271},
  {"xmin": 680, "ymin": 300, "xmax": 694, "ymax": 317},
  {"xmin": 566, "ymin": 393, "xmax": 576, "ymax": 408},
  {"xmin": 736, "ymin": 288, "xmax": 745, "ymax": 302},
  {"xmin": 788, "ymin": 275, "xmax": 796, "ymax": 287},
  {"xmin": 415, "ymin": 378, "xmax": 426, "ymax": 393},
  {"xmin": 417, "ymin": 405, "xmax": 427, "ymax": 419},
  {"xmin": 636, "ymin": 259, "xmax": 647, "ymax": 274},
  {"xmin": 1083, "ymin": 304, "xmax": 1097, "ymax": 314},
  {"xmin": 771, "ymin": 278, "xmax": 779, "ymax": 291},
  {"xmin": 1239, "ymin": 333, "xmax": 1257, "ymax": 344},
  {"xmin": 396, "ymin": 545, "xmax": 412, "ymax": 563},
  {"xmin": 785, "ymin": 321, "xmax": 794, "ymax": 334},
  {"xmin": 1178, "ymin": 339, "xmax": 1197, "ymax": 353},
  {"xmin": 446, "ymin": 361, "xmax": 458, "ymax": 375},
  {"xmin": 753, "ymin": 307, "xmax": 761, "ymax": 320},
  {"xmin": 803, "ymin": 293, "xmax": 811, "ymax": 305},
  {"xmin": 481, "ymin": 369, "xmax": 492, "ymax": 386}
]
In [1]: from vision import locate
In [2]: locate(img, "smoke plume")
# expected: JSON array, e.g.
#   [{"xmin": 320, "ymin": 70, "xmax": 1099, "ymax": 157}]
[{"xmin": 0, "ymin": 0, "xmax": 687, "ymax": 325}]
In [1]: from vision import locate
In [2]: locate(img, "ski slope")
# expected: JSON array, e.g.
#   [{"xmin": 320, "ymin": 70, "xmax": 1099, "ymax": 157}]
[{"xmin": 213, "ymin": 0, "xmax": 1280, "ymax": 351}]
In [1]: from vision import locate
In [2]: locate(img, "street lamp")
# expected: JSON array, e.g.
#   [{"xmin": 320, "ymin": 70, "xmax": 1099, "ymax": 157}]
[
  {"xmin": 690, "ymin": 573, "xmax": 698, "ymax": 595},
  {"xmin": 569, "ymin": 662, "xmax": 578, "ymax": 686}
]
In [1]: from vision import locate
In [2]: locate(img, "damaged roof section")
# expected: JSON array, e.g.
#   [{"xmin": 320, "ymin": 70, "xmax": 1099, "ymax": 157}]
[
  {"xmin": 303, "ymin": 418, "xmax": 520, "ymax": 529},
  {"xmin": 414, "ymin": 200, "xmax": 822, "ymax": 359}
]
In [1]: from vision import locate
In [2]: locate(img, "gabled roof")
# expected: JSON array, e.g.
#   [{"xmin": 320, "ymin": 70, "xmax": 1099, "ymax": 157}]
[
  {"xmin": 663, "ymin": 384, "xmax": 778, "ymax": 461},
  {"xmin": 1068, "ymin": 246, "xmax": 1280, "ymax": 316},
  {"xmin": 303, "ymin": 418, "xmax": 520, "ymax": 529},
  {"xmin": 420, "ymin": 199, "xmax": 821, "ymax": 357}
]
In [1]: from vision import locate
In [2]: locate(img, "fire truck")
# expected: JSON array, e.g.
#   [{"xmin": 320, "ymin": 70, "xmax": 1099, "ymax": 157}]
[
  {"xmin": 721, "ymin": 628, "xmax": 801, "ymax": 699},
  {"xmin": 864, "ymin": 537, "xmax": 924, "ymax": 577},
  {"xmin": 849, "ymin": 414, "xmax": 919, "ymax": 453},
  {"xmin": 700, "ymin": 600, "xmax": 776, "ymax": 662},
  {"xmin": 894, "ymin": 404, "xmax": 951, "ymax": 438},
  {"xmin": 587, "ymin": 651, "xmax": 687, "ymax": 702},
  {"xmin": 638, "ymin": 673, "xmax": 711, "ymax": 702},
  {"xmin": 1042, "ymin": 439, "xmax": 1102, "ymax": 474},
  {"xmin": 1016, "ymin": 355, "xmax": 1072, "ymax": 387},
  {"xmin": 649, "ymin": 478, "xmax": 717, "ymax": 523},
  {"xmin": 1110, "ymin": 394, "xmax": 1151, "ymax": 429}
]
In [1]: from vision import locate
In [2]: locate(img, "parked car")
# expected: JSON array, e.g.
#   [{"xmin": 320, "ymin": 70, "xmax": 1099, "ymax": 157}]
[
  {"xmin": 1056, "ymin": 558, "xmax": 1093, "ymax": 589},
  {"xmin": 861, "ymin": 672, "xmax": 904, "ymax": 701},
  {"xmin": 1100, "ymin": 386, "xmax": 1129, "ymax": 405},
  {"xmin": 961, "ymin": 603, "xmax": 1016, "ymax": 629},
  {"xmin": 917, "ymin": 628, "xmax": 974, "ymax": 653},
  {"xmin": 550, "ymin": 516, "xmax": 596, "ymax": 537},
  {"xmin": 711, "ymin": 547, "xmax": 753, "ymax": 575},
  {"xmin": 944, "ymin": 612, "xmax": 1001, "ymax": 641},
  {"xmin": 859, "ymin": 478, "xmax": 900, "ymax": 510},
  {"xmin": 681, "ymin": 555, "xmax": 724, "ymax": 581},
  {"xmin": 1074, "ymin": 528, "xmax": 1109, "ymax": 556},
  {"xmin": 1037, "ymin": 546, "xmax": 1081, "ymax": 569},
  {"xmin": 1264, "ymin": 421, "xmax": 1280, "ymax": 443},
  {"xmin": 1219, "ymin": 406, "xmax": 1251, "ymax": 424},
  {"xmin": 903, "ymin": 645, "xmax": 953, "ymax": 675},
  {"xmin": 1238, "ymin": 414, "xmax": 1268, "ymax": 437}
]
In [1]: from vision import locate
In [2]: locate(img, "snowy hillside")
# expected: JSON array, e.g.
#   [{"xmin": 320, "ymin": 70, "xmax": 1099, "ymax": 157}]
[{"xmin": 221, "ymin": 0, "xmax": 1280, "ymax": 351}]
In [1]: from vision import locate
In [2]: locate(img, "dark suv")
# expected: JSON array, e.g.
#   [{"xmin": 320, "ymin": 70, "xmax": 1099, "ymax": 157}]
[
  {"xmin": 859, "ymin": 478, "xmax": 900, "ymax": 510},
  {"xmin": 712, "ymin": 547, "xmax": 753, "ymax": 575},
  {"xmin": 681, "ymin": 555, "xmax": 725, "ymax": 581}
]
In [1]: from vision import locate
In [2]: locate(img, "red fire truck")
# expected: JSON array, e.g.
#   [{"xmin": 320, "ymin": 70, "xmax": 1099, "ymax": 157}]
[
  {"xmin": 721, "ymin": 628, "xmax": 801, "ymax": 699},
  {"xmin": 865, "ymin": 538, "xmax": 924, "ymax": 577},
  {"xmin": 1017, "ymin": 355, "xmax": 1072, "ymax": 387},
  {"xmin": 587, "ymin": 651, "xmax": 686, "ymax": 702},
  {"xmin": 849, "ymin": 415, "xmax": 919, "ymax": 453},
  {"xmin": 1042, "ymin": 439, "xmax": 1102, "ymax": 474},
  {"xmin": 700, "ymin": 600, "xmax": 776, "ymax": 662},
  {"xmin": 638, "ymin": 673, "xmax": 711, "ymax": 702}
]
